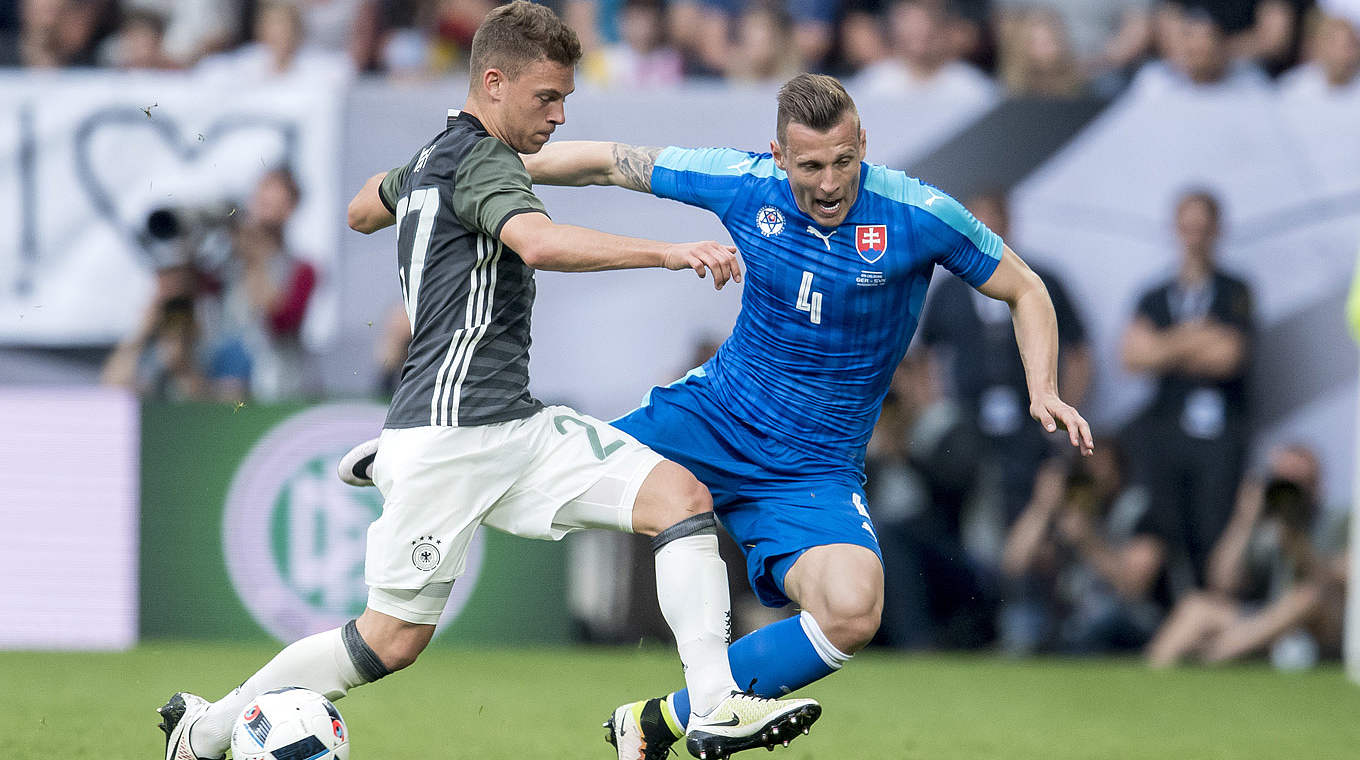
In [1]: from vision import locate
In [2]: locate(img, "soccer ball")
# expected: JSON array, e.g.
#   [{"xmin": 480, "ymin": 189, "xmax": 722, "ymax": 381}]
[{"xmin": 230, "ymin": 687, "xmax": 350, "ymax": 760}]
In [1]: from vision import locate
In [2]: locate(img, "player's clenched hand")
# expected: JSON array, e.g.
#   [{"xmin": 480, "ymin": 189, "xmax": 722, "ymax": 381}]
[
  {"xmin": 662, "ymin": 241, "xmax": 743, "ymax": 289},
  {"xmin": 1030, "ymin": 393, "xmax": 1094, "ymax": 456}
]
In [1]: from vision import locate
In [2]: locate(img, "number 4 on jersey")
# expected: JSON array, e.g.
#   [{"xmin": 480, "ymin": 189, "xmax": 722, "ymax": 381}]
[{"xmin": 796, "ymin": 271, "xmax": 823, "ymax": 325}]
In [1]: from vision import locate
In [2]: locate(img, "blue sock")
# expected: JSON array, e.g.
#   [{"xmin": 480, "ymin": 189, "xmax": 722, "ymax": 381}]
[{"xmin": 669, "ymin": 612, "xmax": 842, "ymax": 729}]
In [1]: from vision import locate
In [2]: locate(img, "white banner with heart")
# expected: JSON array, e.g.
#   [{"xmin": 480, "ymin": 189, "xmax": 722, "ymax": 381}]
[{"xmin": 0, "ymin": 72, "xmax": 343, "ymax": 348}]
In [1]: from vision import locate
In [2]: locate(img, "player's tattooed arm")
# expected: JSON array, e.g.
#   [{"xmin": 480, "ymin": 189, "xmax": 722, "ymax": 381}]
[{"xmin": 610, "ymin": 144, "xmax": 661, "ymax": 193}]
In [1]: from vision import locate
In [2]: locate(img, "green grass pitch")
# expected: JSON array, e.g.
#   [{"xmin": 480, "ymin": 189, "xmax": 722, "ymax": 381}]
[{"xmin": 2, "ymin": 643, "xmax": 1358, "ymax": 759}]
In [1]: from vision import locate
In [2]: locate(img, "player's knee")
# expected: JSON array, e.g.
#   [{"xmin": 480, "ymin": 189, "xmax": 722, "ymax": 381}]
[
  {"xmin": 820, "ymin": 587, "xmax": 882, "ymax": 653},
  {"xmin": 672, "ymin": 472, "xmax": 713, "ymax": 519},
  {"xmin": 355, "ymin": 612, "xmax": 433, "ymax": 673},
  {"xmin": 369, "ymin": 628, "xmax": 427, "ymax": 672},
  {"xmin": 634, "ymin": 462, "xmax": 713, "ymax": 537}
]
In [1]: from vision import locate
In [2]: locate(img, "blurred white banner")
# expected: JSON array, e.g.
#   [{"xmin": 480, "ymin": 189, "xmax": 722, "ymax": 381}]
[{"xmin": 0, "ymin": 72, "xmax": 343, "ymax": 348}]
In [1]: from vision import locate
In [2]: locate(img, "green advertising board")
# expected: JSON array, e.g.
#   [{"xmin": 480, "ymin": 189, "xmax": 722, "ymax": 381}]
[{"xmin": 140, "ymin": 401, "xmax": 570, "ymax": 645}]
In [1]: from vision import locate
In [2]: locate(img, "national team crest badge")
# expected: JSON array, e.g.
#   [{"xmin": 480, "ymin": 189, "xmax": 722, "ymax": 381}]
[
  {"xmin": 756, "ymin": 205, "xmax": 785, "ymax": 237},
  {"xmin": 855, "ymin": 225, "xmax": 887, "ymax": 264}
]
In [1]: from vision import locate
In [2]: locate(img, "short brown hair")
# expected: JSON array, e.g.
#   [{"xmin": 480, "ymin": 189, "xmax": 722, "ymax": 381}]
[
  {"xmin": 470, "ymin": 1, "xmax": 582, "ymax": 79},
  {"xmin": 776, "ymin": 74, "xmax": 858, "ymax": 144}
]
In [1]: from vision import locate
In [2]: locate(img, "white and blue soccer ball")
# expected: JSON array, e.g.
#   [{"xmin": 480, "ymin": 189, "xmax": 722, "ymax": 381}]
[{"xmin": 230, "ymin": 687, "xmax": 350, "ymax": 760}]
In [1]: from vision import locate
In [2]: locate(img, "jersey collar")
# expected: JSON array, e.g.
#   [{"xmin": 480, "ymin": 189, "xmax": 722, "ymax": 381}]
[{"xmin": 447, "ymin": 108, "xmax": 488, "ymax": 133}]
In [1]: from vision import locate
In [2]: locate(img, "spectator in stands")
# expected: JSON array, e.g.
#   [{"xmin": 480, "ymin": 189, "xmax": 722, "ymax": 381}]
[
  {"xmin": 208, "ymin": 168, "xmax": 318, "ymax": 401},
  {"xmin": 1000, "ymin": 440, "xmax": 1179, "ymax": 654},
  {"xmin": 104, "ymin": 8, "xmax": 180, "ymax": 70},
  {"xmin": 789, "ymin": 0, "xmax": 839, "ymax": 71},
  {"xmin": 101, "ymin": 268, "xmax": 213, "ymax": 401},
  {"xmin": 15, "ymin": 0, "xmax": 116, "ymax": 68},
  {"xmin": 725, "ymin": 0, "xmax": 801, "ymax": 82},
  {"xmin": 867, "ymin": 349, "xmax": 990, "ymax": 650},
  {"xmin": 583, "ymin": 0, "xmax": 683, "ymax": 89},
  {"xmin": 920, "ymin": 191, "xmax": 1092, "ymax": 528},
  {"xmin": 837, "ymin": 2, "xmax": 890, "ymax": 74},
  {"xmin": 366, "ymin": 0, "xmax": 426, "ymax": 76},
  {"xmin": 1147, "ymin": 444, "xmax": 1347, "ymax": 668},
  {"xmin": 425, "ymin": 0, "xmax": 496, "ymax": 73},
  {"xmin": 1131, "ymin": 3, "xmax": 1269, "ymax": 94},
  {"xmin": 195, "ymin": 0, "xmax": 351, "ymax": 81},
  {"xmin": 296, "ymin": 0, "xmax": 377, "ymax": 60},
  {"xmin": 665, "ymin": 0, "xmax": 732, "ymax": 76},
  {"xmin": 1238, "ymin": 0, "xmax": 1309, "ymax": 77},
  {"xmin": 994, "ymin": 0, "xmax": 1154, "ymax": 91},
  {"xmin": 1281, "ymin": 9, "xmax": 1360, "ymax": 96},
  {"xmin": 851, "ymin": 0, "xmax": 997, "ymax": 100},
  {"xmin": 997, "ymin": 5, "xmax": 1088, "ymax": 96},
  {"xmin": 1120, "ymin": 189, "xmax": 1254, "ymax": 589},
  {"xmin": 122, "ymin": 0, "xmax": 241, "ymax": 66}
]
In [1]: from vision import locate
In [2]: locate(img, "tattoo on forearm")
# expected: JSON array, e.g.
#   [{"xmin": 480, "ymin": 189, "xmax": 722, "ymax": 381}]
[{"xmin": 611, "ymin": 144, "xmax": 660, "ymax": 192}]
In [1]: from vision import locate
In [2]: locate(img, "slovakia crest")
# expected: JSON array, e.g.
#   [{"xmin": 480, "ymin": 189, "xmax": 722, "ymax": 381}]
[
  {"xmin": 855, "ymin": 225, "xmax": 887, "ymax": 264},
  {"xmin": 756, "ymin": 205, "xmax": 785, "ymax": 237}
]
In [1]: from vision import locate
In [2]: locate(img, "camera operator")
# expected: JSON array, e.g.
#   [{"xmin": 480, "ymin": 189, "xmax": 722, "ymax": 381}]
[
  {"xmin": 1147, "ymin": 444, "xmax": 1347, "ymax": 668},
  {"xmin": 999, "ymin": 439, "xmax": 1182, "ymax": 654},
  {"xmin": 206, "ymin": 167, "xmax": 318, "ymax": 401},
  {"xmin": 101, "ymin": 266, "xmax": 211, "ymax": 401}
]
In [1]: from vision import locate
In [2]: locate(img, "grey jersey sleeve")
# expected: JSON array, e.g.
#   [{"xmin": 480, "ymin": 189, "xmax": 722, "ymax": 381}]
[
  {"xmin": 451, "ymin": 137, "xmax": 548, "ymax": 238},
  {"xmin": 377, "ymin": 163, "xmax": 411, "ymax": 214}
]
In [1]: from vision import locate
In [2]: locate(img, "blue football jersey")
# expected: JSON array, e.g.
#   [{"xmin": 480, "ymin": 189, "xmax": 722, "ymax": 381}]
[{"xmin": 650, "ymin": 146, "xmax": 1004, "ymax": 464}]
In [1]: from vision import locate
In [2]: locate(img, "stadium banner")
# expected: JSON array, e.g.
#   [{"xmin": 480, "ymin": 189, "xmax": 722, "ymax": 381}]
[
  {"xmin": 0, "ymin": 387, "xmax": 139, "ymax": 650},
  {"xmin": 0, "ymin": 72, "xmax": 342, "ymax": 349},
  {"xmin": 139, "ymin": 401, "xmax": 572, "ymax": 645}
]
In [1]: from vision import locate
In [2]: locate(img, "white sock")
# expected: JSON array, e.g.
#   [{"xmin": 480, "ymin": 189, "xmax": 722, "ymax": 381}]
[
  {"xmin": 191, "ymin": 626, "xmax": 366, "ymax": 757},
  {"xmin": 799, "ymin": 610, "xmax": 853, "ymax": 669},
  {"xmin": 654, "ymin": 531, "xmax": 739, "ymax": 718}
]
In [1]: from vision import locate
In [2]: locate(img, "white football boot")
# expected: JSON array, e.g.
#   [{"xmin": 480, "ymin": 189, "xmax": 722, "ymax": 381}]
[
  {"xmin": 157, "ymin": 692, "xmax": 222, "ymax": 760},
  {"xmin": 684, "ymin": 692, "xmax": 821, "ymax": 760},
  {"xmin": 337, "ymin": 437, "xmax": 380, "ymax": 487}
]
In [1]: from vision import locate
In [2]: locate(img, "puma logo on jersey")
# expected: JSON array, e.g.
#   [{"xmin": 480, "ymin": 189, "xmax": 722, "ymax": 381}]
[{"xmin": 806, "ymin": 226, "xmax": 835, "ymax": 250}]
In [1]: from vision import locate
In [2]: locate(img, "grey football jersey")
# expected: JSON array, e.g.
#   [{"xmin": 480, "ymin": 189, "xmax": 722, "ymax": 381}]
[{"xmin": 379, "ymin": 110, "xmax": 545, "ymax": 428}]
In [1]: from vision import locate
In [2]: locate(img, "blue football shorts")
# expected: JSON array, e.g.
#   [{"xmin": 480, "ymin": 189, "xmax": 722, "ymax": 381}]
[{"xmin": 612, "ymin": 369, "xmax": 883, "ymax": 607}]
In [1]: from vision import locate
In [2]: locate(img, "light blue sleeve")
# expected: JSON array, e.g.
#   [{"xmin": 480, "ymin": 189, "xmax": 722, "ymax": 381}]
[
  {"xmin": 650, "ymin": 147, "xmax": 765, "ymax": 220},
  {"xmin": 866, "ymin": 167, "xmax": 1002, "ymax": 287}
]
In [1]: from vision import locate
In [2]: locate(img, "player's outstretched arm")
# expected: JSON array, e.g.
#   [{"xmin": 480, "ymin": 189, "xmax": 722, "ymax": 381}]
[
  {"xmin": 523, "ymin": 141, "xmax": 661, "ymax": 193},
  {"xmin": 978, "ymin": 245, "xmax": 1094, "ymax": 455},
  {"xmin": 500, "ymin": 211, "xmax": 740, "ymax": 288},
  {"xmin": 348, "ymin": 171, "xmax": 397, "ymax": 234}
]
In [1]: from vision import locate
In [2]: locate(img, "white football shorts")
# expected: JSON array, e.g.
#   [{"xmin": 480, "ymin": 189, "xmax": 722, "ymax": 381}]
[{"xmin": 365, "ymin": 405, "xmax": 662, "ymax": 624}]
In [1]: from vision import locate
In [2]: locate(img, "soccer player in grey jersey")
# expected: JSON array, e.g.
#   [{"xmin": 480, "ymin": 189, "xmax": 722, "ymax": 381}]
[{"xmin": 158, "ymin": 4, "xmax": 816, "ymax": 760}]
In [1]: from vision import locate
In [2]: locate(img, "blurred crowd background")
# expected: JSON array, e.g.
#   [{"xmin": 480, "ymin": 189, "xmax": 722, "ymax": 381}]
[
  {"xmin": 2, "ymin": 0, "xmax": 1358, "ymax": 669},
  {"xmin": 4, "ymin": 0, "xmax": 1358, "ymax": 97}
]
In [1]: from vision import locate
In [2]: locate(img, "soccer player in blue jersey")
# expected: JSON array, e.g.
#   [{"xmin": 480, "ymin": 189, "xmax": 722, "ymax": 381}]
[{"xmin": 343, "ymin": 73, "xmax": 1093, "ymax": 760}]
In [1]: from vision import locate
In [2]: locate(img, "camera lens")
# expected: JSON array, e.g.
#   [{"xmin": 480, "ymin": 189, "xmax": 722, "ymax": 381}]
[{"xmin": 146, "ymin": 208, "xmax": 182, "ymax": 241}]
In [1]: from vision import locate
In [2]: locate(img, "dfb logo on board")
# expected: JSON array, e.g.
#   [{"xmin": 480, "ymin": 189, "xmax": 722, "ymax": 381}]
[{"xmin": 222, "ymin": 403, "xmax": 484, "ymax": 642}]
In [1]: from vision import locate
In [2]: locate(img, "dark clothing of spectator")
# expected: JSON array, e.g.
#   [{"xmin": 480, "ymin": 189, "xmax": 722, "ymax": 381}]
[
  {"xmin": 920, "ymin": 266, "xmax": 1089, "ymax": 524},
  {"xmin": 1125, "ymin": 269, "xmax": 1254, "ymax": 588},
  {"xmin": 867, "ymin": 395, "xmax": 992, "ymax": 649},
  {"xmin": 1052, "ymin": 483, "xmax": 1177, "ymax": 652}
]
